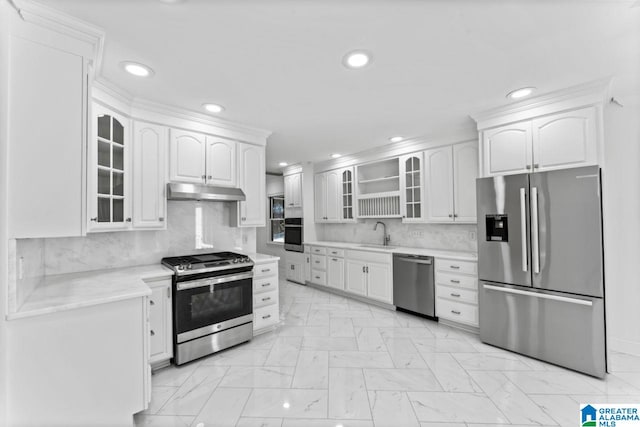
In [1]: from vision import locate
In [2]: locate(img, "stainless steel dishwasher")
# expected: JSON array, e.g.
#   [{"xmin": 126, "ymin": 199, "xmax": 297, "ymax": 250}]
[{"xmin": 393, "ymin": 254, "xmax": 436, "ymax": 318}]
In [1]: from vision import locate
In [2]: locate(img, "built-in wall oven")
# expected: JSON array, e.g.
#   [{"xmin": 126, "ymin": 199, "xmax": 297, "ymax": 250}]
[
  {"xmin": 162, "ymin": 252, "xmax": 254, "ymax": 365},
  {"xmin": 284, "ymin": 218, "xmax": 304, "ymax": 252}
]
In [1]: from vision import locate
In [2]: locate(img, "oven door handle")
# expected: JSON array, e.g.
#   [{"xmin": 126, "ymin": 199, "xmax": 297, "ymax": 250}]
[{"xmin": 176, "ymin": 271, "xmax": 254, "ymax": 291}]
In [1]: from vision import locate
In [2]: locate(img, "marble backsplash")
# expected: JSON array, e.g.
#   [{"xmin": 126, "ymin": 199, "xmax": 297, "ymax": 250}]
[
  {"xmin": 15, "ymin": 201, "xmax": 257, "ymax": 278},
  {"xmin": 319, "ymin": 218, "xmax": 478, "ymax": 252}
]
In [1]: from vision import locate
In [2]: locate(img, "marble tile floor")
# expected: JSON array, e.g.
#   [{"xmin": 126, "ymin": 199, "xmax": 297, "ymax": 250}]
[{"xmin": 135, "ymin": 278, "xmax": 640, "ymax": 427}]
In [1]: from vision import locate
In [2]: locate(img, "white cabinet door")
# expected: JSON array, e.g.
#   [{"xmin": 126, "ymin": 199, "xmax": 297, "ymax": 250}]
[
  {"xmin": 132, "ymin": 122, "xmax": 167, "ymax": 229},
  {"xmin": 169, "ymin": 129, "xmax": 206, "ymax": 183},
  {"xmin": 147, "ymin": 279, "xmax": 172, "ymax": 366},
  {"xmin": 532, "ymin": 107, "xmax": 598, "ymax": 172},
  {"xmin": 284, "ymin": 174, "xmax": 293, "ymax": 208},
  {"xmin": 345, "ymin": 259, "xmax": 367, "ymax": 297},
  {"xmin": 452, "ymin": 141, "xmax": 478, "ymax": 223},
  {"xmin": 237, "ymin": 143, "xmax": 266, "ymax": 227},
  {"xmin": 205, "ymin": 138, "xmax": 236, "ymax": 187},
  {"xmin": 367, "ymin": 261, "xmax": 392, "ymax": 304},
  {"xmin": 291, "ymin": 173, "xmax": 302, "ymax": 207},
  {"xmin": 89, "ymin": 104, "xmax": 132, "ymax": 232},
  {"xmin": 8, "ymin": 36, "xmax": 87, "ymax": 238},
  {"xmin": 314, "ymin": 173, "xmax": 327, "ymax": 222},
  {"xmin": 304, "ymin": 251, "xmax": 312, "ymax": 282},
  {"xmin": 340, "ymin": 168, "xmax": 355, "ymax": 221},
  {"xmin": 400, "ymin": 153, "xmax": 424, "ymax": 222},
  {"xmin": 424, "ymin": 146, "xmax": 454, "ymax": 222},
  {"xmin": 326, "ymin": 170, "xmax": 341, "ymax": 221},
  {"xmin": 327, "ymin": 257, "xmax": 345, "ymax": 290},
  {"xmin": 482, "ymin": 122, "xmax": 533, "ymax": 176}
]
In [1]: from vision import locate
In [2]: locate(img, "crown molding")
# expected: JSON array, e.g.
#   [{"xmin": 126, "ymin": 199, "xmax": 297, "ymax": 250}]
[
  {"xmin": 11, "ymin": 0, "xmax": 105, "ymax": 72},
  {"xmin": 470, "ymin": 77, "xmax": 612, "ymax": 130}
]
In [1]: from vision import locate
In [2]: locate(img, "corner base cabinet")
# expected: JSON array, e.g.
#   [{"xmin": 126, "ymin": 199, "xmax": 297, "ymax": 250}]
[{"xmin": 253, "ymin": 259, "xmax": 280, "ymax": 334}]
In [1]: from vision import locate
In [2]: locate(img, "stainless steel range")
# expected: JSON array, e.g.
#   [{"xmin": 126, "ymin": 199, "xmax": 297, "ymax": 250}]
[{"xmin": 162, "ymin": 252, "xmax": 254, "ymax": 365}]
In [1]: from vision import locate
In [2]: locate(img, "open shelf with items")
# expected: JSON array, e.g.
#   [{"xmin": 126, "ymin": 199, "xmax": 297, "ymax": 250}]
[{"xmin": 355, "ymin": 158, "xmax": 401, "ymax": 218}]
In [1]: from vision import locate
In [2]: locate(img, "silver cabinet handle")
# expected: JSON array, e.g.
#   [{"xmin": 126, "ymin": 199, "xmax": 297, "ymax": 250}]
[
  {"xmin": 397, "ymin": 258, "xmax": 432, "ymax": 265},
  {"xmin": 90, "ymin": 217, "xmax": 97, "ymax": 222},
  {"xmin": 531, "ymin": 186, "xmax": 540, "ymax": 274},
  {"xmin": 150, "ymin": 330, "xmax": 155, "ymax": 336},
  {"xmin": 207, "ymin": 175, "xmax": 212, "ymax": 179},
  {"xmin": 126, "ymin": 218, "xmax": 132, "ymax": 222},
  {"xmin": 202, "ymin": 175, "xmax": 206, "ymax": 179},
  {"xmin": 315, "ymin": 260, "xmax": 320, "ymax": 264},
  {"xmin": 362, "ymin": 266, "xmax": 365, "ymax": 273},
  {"xmin": 261, "ymin": 297, "xmax": 271, "ymax": 302},
  {"xmin": 448, "ymin": 214, "xmax": 453, "ymax": 218},
  {"xmin": 262, "ymin": 268, "xmax": 271, "ymax": 273},
  {"xmin": 520, "ymin": 187, "xmax": 528, "ymax": 273},
  {"xmin": 261, "ymin": 283, "xmax": 270, "ymax": 287},
  {"xmin": 450, "ymin": 279, "xmax": 460, "ymax": 284},
  {"xmin": 483, "ymin": 284, "xmax": 593, "ymax": 306},
  {"xmin": 332, "ymin": 258, "xmax": 338, "ymax": 261},
  {"xmin": 315, "ymin": 276, "xmax": 320, "ymax": 279},
  {"xmin": 450, "ymin": 293, "xmax": 461, "ymax": 298},
  {"xmin": 451, "ymin": 310, "xmax": 461, "ymax": 315},
  {"xmin": 159, "ymin": 217, "xmax": 165, "ymax": 222},
  {"xmin": 149, "ymin": 300, "xmax": 155, "ymax": 306},
  {"xmin": 526, "ymin": 165, "xmax": 532, "ymax": 170},
  {"xmin": 450, "ymin": 265, "xmax": 460, "ymax": 270},
  {"xmin": 262, "ymin": 314, "xmax": 271, "ymax": 319},
  {"xmin": 533, "ymin": 163, "xmax": 539, "ymax": 169}
]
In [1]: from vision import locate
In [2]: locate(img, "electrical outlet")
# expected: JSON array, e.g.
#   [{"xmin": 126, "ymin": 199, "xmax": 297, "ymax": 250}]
[
  {"xmin": 409, "ymin": 230, "xmax": 424, "ymax": 238},
  {"xmin": 469, "ymin": 231, "xmax": 477, "ymax": 241}
]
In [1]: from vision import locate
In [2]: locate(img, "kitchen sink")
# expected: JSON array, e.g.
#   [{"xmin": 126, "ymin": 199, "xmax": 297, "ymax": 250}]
[{"xmin": 357, "ymin": 244, "xmax": 397, "ymax": 250}]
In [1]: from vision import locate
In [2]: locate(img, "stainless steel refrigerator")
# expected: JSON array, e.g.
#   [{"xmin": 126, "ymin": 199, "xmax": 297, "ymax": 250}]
[{"xmin": 476, "ymin": 166, "xmax": 606, "ymax": 377}]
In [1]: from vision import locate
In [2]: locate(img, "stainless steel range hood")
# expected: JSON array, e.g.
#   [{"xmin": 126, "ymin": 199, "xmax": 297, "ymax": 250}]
[{"xmin": 167, "ymin": 182, "xmax": 246, "ymax": 202}]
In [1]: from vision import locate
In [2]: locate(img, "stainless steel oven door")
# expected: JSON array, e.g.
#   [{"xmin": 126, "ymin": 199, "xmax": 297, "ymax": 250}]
[
  {"xmin": 175, "ymin": 271, "xmax": 253, "ymax": 342},
  {"xmin": 284, "ymin": 218, "xmax": 303, "ymax": 252}
]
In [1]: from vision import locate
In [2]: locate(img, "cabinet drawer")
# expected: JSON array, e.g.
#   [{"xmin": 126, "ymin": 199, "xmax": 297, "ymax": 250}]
[
  {"xmin": 254, "ymin": 289, "xmax": 278, "ymax": 309},
  {"xmin": 326, "ymin": 248, "xmax": 345, "ymax": 257},
  {"xmin": 437, "ymin": 298, "xmax": 478, "ymax": 326},
  {"xmin": 435, "ymin": 272, "xmax": 478, "ymax": 291},
  {"xmin": 310, "ymin": 246, "xmax": 327, "ymax": 255},
  {"xmin": 254, "ymin": 262, "xmax": 278, "ymax": 278},
  {"xmin": 436, "ymin": 285, "xmax": 478, "ymax": 305},
  {"xmin": 435, "ymin": 259, "xmax": 477, "ymax": 275},
  {"xmin": 254, "ymin": 304, "xmax": 279, "ymax": 331},
  {"xmin": 253, "ymin": 276, "xmax": 278, "ymax": 294},
  {"xmin": 311, "ymin": 254, "xmax": 327, "ymax": 270},
  {"xmin": 311, "ymin": 269, "xmax": 327, "ymax": 286}
]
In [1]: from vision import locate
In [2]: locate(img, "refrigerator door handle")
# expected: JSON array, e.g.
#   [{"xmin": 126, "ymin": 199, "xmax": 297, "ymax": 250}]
[
  {"xmin": 531, "ymin": 186, "xmax": 540, "ymax": 274},
  {"xmin": 520, "ymin": 188, "xmax": 528, "ymax": 272},
  {"xmin": 483, "ymin": 284, "xmax": 593, "ymax": 306}
]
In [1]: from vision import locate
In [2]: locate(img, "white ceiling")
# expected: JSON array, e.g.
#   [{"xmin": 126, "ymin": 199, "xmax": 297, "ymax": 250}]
[{"xmin": 38, "ymin": 0, "xmax": 639, "ymax": 172}]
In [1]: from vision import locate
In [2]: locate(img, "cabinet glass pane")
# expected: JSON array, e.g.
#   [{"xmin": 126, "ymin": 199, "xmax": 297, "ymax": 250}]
[
  {"xmin": 347, "ymin": 208, "xmax": 352, "ymax": 218},
  {"xmin": 113, "ymin": 145, "xmax": 124, "ymax": 170},
  {"xmin": 414, "ymin": 188, "xmax": 421, "ymax": 202},
  {"xmin": 112, "ymin": 119, "xmax": 124, "ymax": 145},
  {"xmin": 406, "ymin": 189, "xmax": 413, "ymax": 203},
  {"xmin": 347, "ymin": 182, "xmax": 352, "ymax": 193},
  {"xmin": 97, "ymin": 197, "xmax": 110, "ymax": 222},
  {"xmin": 406, "ymin": 173, "xmax": 413, "ymax": 187},
  {"xmin": 414, "ymin": 204, "xmax": 421, "ymax": 218},
  {"xmin": 113, "ymin": 199, "xmax": 124, "ymax": 222},
  {"xmin": 98, "ymin": 169, "xmax": 110, "ymax": 195},
  {"xmin": 407, "ymin": 204, "xmax": 414, "ymax": 218},
  {"xmin": 97, "ymin": 115, "xmax": 110, "ymax": 140},
  {"xmin": 98, "ymin": 141, "xmax": 110, "ymax": 167},
  {"xmin": 112, "ymin": 171, "xmax": 124, "ymax": 196},
  {"xmin": 414, "ymin": 170, "xmax": 420, "ymax": 183}
]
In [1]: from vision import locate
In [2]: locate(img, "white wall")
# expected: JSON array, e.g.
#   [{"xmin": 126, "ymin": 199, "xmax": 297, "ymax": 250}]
[{"xmin": 256, "ymin": 174, "xmax": 286, "ymax": 269}]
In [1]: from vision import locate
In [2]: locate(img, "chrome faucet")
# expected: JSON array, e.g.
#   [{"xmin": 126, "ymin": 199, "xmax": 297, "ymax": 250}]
[{"xmin": 374, "ymin": 221, "xmax": 391, "ymax": 246}]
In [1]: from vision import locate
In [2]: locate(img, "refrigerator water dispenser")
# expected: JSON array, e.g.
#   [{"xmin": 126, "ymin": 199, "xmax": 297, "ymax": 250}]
[{"xmin": 485, "ymin": 215, "xmax": 508, "ymax": 242}]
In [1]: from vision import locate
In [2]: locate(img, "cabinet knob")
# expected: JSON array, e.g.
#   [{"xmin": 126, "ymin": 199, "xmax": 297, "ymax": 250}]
[
  {"xmin": 451, "ymin": 310, "xmax": 461, "ymax": 315},
  {"xmin": 126, "ymin": 218, "xmax": 132, "ymax": 222},
  {"xmin": 90, "ymin": 217, "xmax": 97, "ymax": 222},
  {"xmin": 453, "ymin": 213, "xmax": 458, "ymax": 218},
  {"xmin": 159, "ymin": 217, "xmax": 165, "ymax": 222},
  {"xmin": 262, "ymin": 314, "xmax": 271, "ymax": 320},
  {"xmin": 533, "ymin": 163, "xmax": 539, "ymax": 169},
  {"xmin": 202, "ymin": 175, "xmax": 206, "ymax": 180},
  {"xmin": 448, "ymin": 214, "xmax": 453, "ymax": 218},
  {"xmin": 149, "ymin": 300, "xmax": 155, "ymax": 306},
  {"xmin": 262, "ymin": 297, "xmax": 271, "ymax": 302},
  {"xmin": 150, "ymin": 330, "xmax": 155, "ymax": 336},
  {"xmin": 526, "ymin": 165, "xmax": 532, "ymax": 170},
  {"xmin": 207, "ymin": 175, "xmax": 212, "ymax": 179},
  {"xmin": 450, "ymin": 293, "xmax": 461, "ymax": 298}
]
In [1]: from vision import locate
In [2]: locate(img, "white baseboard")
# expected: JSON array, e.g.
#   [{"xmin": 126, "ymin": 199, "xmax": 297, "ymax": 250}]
[{"xmin": 609, "ymin": 336, "xmax": 640, "ymax": 356}]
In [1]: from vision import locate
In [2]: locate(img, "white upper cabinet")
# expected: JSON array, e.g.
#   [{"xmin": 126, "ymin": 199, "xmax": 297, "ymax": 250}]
[
  {"xmin": 532, "ymin": 107, "xmax": 597, "ymax": 172},
  {"xmin": 424, "ymin": 146, "xmax": 454, "ymax": 222},
  {"xmin": 88, "ymin": 104, "xmax": 131, "ymax": 232},
  {"xmin": 132, "ymin": 121, "xmax": 167, "ymax": 229},
  {"xmin": 169, "ymin": 129, "xmax": 206, "ymax": 183},
  {"xmin": 482, "ymin": 122, "xmax": 533, "ymax": 176},
  {"xmin": 8, "ymin": 36, "xmax": 88, "ymax": 238},
  {"xmin": 284, "ymin": 172, "xmax": 302, "ymax": 208},
  {"xmin": 326, "ymin": 169, "xmax": 341, "ymax": 221},
  {"xmin": 425, "ymin": 141, "xmax": 478, "ymax": 223},
  {"xmin": 205, "ymin": 138, "xmax": 236, "ymax": 187},
  {"xmin": 315, "ymin": 168, "xmax": 353, "ymax": 223},
  {"xmin": 399, "ymin": 153, "xmax": 424, "ymax": 222},
  {"xmin": 314, "ymin": 173, "xmax": 328, "ymax": 222},
  {"xmin": 452, "ymin": 141, "xmax": 479, "ymax": 222},
  {"xmin": 340, "ymin": 168, "xmax": 355, "ymax": 221},
  {"xmin": 236, "ymin": 143, "xmax": 266, "ymax": 227}
]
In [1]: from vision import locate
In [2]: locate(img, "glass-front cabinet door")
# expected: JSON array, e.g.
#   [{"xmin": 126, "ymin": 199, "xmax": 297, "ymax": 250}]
[
  {"xmin": 400, "ymin": 153, "xmax": 424, "ymax": 222},
  {"xmin": 89, "ymin": 103, "xmax": 131, "ymax": 231},
  {"xmin": 341, "ymin": 167, "xmax": 354, "ymax": 221}
]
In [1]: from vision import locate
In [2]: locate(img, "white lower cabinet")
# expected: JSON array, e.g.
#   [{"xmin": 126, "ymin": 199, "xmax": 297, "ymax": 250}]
[
  {"xmin": 144, "ymin": 277, "xmax": 173, "ymax": 369},
  {"xmin": 345, "ymin": 259, "xmax": 368, "ymax": 297},
  {"xmin": 345, "ymin": 250, "xmax": 393, "ymax": 304},
  {"xmin": 435, "ymin": 258, "xmax": 479, "ymax": 327},
  {"xmin": 327, "ymin": 256, "xmax": 345, "ymax": 290},
  {"xmin": 285, "ymin": 252, "xmax": 305, "ymax": 284},
  {"xmin": 304, "ymin": 246, "xmax": 312, "ymax": 282},
  {"xmin": 253, "ymin": 260, "xmax": 279, "ymax": 334}
]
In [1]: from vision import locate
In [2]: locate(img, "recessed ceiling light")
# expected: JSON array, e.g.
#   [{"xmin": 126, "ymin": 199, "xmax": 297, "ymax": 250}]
[
  {"xmin": 279, "ymin": 162, "xmax": 288, "ymax": 167},
  {"xmin": 282, "ymin": 402, "xmax": 290, "ymax": 409},
  {"xmin": 121, "ymin": 61, "xmax": 154, "ymax": 77},
  {"xmin": 389, "ymin": 136, "xmax": 403, "ymax": 143},
  {"xmin": 507, "ymin": 87, "xmax": 536, "ymax": 99},
  {"xmin": 343, "ymin": 50, "xmax": 371, "ymax": 69},
  {"xmin": 159, "ymin": 0, "xmax": 185, "ymax": 3},
  {"xmin": 331, "ymin": 153, "xmax": 341, "ymax": 159},
  {"xmin": 202, "ymin": 103, "xmax": 224, "ymax": 113}
]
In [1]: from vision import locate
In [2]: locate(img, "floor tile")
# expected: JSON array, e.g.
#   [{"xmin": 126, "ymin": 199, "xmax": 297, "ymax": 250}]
[
  {"xmin": 201, "ymin": 348, "xmax": 270, "ymax": 367},
  {"xmin": 302, "ymin": 336, "xmax": 359, "ymax": 351},
  {"xmin": 142, "ymin": 386, "xmax": 178, "ymax": 414},
  {"xmin": 419, "ymin": 353, "xmax": 482, "ymax": 392},
  {"xmin": 529, "ymin": 394, "xmax": 580, "ymax": 427},
  {"xmin": 133, "ymin": 414, "xmax": 194, "ymax": 426},
  {"xmin": 278, "ymin": 325, "xmax": 329, "ymax": 337},
  {"xmin": 218, "ymin": 366, "xmax": 294, "ymax": 388},
  {"xmin": 283, "ymin": 420, "xmax": 373, "ymax": 427},
  {"xmin": 192, "ymin": 387, "xmax": 251, "ymax": 427},
  {"xmin": 152, "ymin": 363, "xmax": 201, "ymax": 387},
  {"xmin": 412, "ymin": 337, "xmax": 478, "ymax": 353},
  {"xmin": 354, "ymin": 327, "xmax": 386, "ymax": 352},
  {"xmin": 242, "ymin": 388, "xmax": 328, "ymax": 419},
  {"xmin": 379, "ymin": 327, "xmax": 433, "ymax": 340},
  {"xmin": 384, "ymin": 337, "xmax": 428, "ymax": 369},
  {"xmin": 158, "ymin": 366, "xmax": 228, "ymax": 416},
  {"xmin": 408, "ymin": 391, "xmax": 509, "ymax": 424},
  {"xmin": 292, "ymin": 350, "xmax": 329, "ymax": 389},
  {"xmin": 329, "ymin": 317, "xmax": 355, "ymax": 337},
  {"xmin": 236, "ymin": 418, "xmax": 283, "ymax": 427},
  {"xmin": 419, "ymin": 423, "xmax": 466, "ymax": 427},
  {"xmin": 451, "ymin": 352, "xmax": 536, "ymax": 371},
  {"xmin": 329, "ymin": 368, "xmax": 372, "ymax": 419},
  {"xmin": 329, "ymin": 351, "xmax": 394, "ymax": 368},
  {"xmin": 502, "ymin": 370, "xmax": 606, "ymax": 394},
  {"xmin": 363, "ymin": 368, "xmax": 441, "ymax": 391},
  {"xmin": 368, "ymin": 391, "xmax": 420, "ymax": 427},
  {"xmin": 609, "ymin": 351, "xmax": 640, "ymax": 372}
]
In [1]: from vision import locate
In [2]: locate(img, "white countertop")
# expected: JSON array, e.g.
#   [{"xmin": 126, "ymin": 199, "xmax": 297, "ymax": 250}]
[
  {"xmin": 242, "ymin": 252, "xmax": 281, "ymax": 264},
  {"xmin": 304, "ymin": 241, "xmax": 477, "ymax": 261},
  {"xmin": 8, "ymin": 265, "xmax": 173, "ymax": 321}
]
